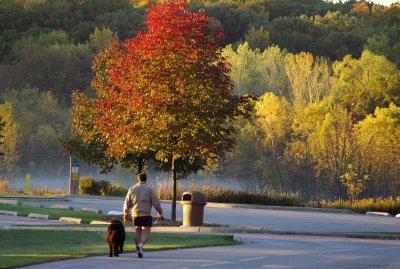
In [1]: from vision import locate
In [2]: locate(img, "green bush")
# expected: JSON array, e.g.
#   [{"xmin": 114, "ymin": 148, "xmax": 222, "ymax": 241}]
[{"xmin": 79, "ymin": 177, "xmax": 127, "ymax": 197}]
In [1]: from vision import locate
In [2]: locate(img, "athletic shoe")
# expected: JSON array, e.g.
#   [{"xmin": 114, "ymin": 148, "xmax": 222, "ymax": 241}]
[{"xmin": 137, "ymin": 244, "xmax": 143, "ymax": 258}]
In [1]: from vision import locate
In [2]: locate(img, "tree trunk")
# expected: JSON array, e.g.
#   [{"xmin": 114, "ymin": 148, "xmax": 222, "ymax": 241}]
[{"xmin": 171, "ymin": 156, "xmax": 177, "ymax": 222}]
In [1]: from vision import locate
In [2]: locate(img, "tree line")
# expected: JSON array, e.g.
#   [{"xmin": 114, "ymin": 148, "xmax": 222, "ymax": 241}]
[{"xmin": 0, "ymin": 0, "xmax": 399, "ymax": 199}]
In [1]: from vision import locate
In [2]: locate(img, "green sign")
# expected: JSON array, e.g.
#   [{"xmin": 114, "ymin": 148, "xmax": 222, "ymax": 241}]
[{"xmin": 71, "ymin": 158, "xmax": 79, "ymax": 167}]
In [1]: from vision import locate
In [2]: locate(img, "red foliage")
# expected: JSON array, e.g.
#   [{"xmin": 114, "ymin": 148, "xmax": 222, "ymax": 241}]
[{"xmin": 92, "ymin": 0, "xmax": 233, "ymax": 159}]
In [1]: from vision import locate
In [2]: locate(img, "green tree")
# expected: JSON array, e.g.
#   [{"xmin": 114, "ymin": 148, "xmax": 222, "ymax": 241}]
[
  {"xmin": 0, "ymin": 102, "xmax": 19, "ymax": 178},
  {"xmin": 11, "ymin": 30, "xmax": 70, "ymax": 60},
  {"xmin": 331, "ymin": 50, "xmax": 400, "ymax": 119},
  {"xmin": 222, "ymin": 42, "xmax": 260, "ymax": 95},
  {"xmin": 94, "ymin": 9, "xmax": 146, "ymax": 40},
  {"xmin": 8, "ymin": 43, "xmax": 92, "ymax": 102},
  {"xmin": 222, "ymin": 118, "xmax": 269, "ymax": 191},
  {"xmin": 245, "ymin": 26, "xmax": 271, "ymax": 51},
  {"xmin": 88, "ymin": 27, "xmax": 117, "ymax": 53},
  {"xmin": 0, "ymin": 0, "xmax": 26, "ymax": 63},
  {"xmin": 205, "ymin": 5, "xmax": 266, "ymax": 45},
  {"xmin": 1, "ymin": 87, "xmax": 69, "ymax": 175},
  {"xmin": 258, "ymin": 45, "xmax": 289, "ymax": 97},
  {"xmin": 364, "ymin": 34, "xmax": 400, "ymax": 67}
]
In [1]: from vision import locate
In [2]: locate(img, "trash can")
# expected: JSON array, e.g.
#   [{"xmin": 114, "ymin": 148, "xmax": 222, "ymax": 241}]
[{"xmin": 181, "ymin": 191, "xmax": 207, "ymax": 227}]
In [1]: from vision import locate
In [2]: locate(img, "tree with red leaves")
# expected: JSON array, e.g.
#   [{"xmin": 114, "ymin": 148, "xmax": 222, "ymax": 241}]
[{"xmin": 71, "ymin": 0, "xmax": 239, "ymax": 221}]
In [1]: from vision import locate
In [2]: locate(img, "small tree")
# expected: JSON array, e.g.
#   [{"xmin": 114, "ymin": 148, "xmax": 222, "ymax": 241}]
[
  {"xmin": 340, "ymin": 164, "xmax": 368, "ymax": 202},
  {"xmin": 72, "ymin": 0, "xmax": 239, "ymax": 221},
  {"xmin": 0, "ymin": 116, "xmax": 5, "ymax": 157}
]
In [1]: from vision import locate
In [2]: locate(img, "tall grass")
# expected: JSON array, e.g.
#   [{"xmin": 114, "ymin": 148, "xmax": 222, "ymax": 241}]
[
  {"xmin": 308, "ymin": 197, "xmax": 400, "ymax": 215},
  {"xmin": 0, "ymin": 179, "xmax": 65, "ymax": 196},
  {"xmin": 156, "ymin": 181, "xmax": 302, "ymax": 207}
]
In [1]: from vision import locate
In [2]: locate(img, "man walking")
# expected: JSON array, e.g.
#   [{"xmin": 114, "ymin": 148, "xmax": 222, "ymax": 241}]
[{"xmin": 123, "ymin": 173, "xmax": 164, "ymax": 258}]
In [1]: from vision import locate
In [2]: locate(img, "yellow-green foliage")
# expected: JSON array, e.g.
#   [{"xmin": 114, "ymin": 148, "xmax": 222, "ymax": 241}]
[
  {"xmin": 309, "ymin": 197, "xmax": 400, "ymax": 215},
  {"xmin": 78, "ymin": 177, "xmax": 127, "ymax": 197}
]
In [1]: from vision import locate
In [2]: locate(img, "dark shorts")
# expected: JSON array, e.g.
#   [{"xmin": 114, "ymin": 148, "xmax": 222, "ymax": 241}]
[{"xmin": 133, "ymin": 216, "xmax": 152, "ymax": 227}]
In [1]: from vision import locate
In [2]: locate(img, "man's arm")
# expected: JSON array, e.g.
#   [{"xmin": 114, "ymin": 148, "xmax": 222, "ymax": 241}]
[
  {"xmin": 151, "ymin": 189, "xmax": 163, "ymax": 219},
  {"xmin": 123, "ymin": 188, "xmax": 133, "ymax": 221}
]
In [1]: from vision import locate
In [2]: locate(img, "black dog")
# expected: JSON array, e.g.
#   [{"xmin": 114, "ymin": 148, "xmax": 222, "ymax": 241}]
[{"xmin": 106, "ymin": 220, "xmax": 126, "ymax": 257}]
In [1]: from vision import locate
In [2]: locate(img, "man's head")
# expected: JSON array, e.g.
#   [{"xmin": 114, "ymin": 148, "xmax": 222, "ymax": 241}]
[{"xmin": 137, "ymin": 173, "xmax": 147, "ymax": 183}]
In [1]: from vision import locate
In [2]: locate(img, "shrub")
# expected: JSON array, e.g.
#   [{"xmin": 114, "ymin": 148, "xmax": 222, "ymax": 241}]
[
  {"xmin": 97, "ymin": 179, "xmax": 111, "ymax": 196},
  {"xmin": 0, "ymin": 179, "xmax": 11, "ymax": 193},
  {"xmin": 107, "ymin": 183, "xmax": 128, "ymax": 197},
  {"xmin": 78, "ymin": 177, "xmax": 127, "ymax": 196},
  {"xmin": 79, "ymin": 177, "xmax": 99, "ymax": 195}
]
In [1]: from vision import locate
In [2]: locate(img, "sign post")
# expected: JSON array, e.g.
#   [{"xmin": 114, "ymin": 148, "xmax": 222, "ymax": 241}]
[
  {"xmin": 24, "ymin": 174, "xmax": 31, "ymax": 194},
  {"xmin": 69, "ymin": 157, "xmax": 80, "ymax": 195}
]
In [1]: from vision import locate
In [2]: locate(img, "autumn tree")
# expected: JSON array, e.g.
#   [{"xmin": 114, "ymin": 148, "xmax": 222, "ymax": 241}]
[
  {"xmin": 353, "ymin": 104, "xmax": 400, "ymax": 196},
  {"xmin": 85, "ymin": 0, "xmax": 238, "ymax": 221},
  {"xmin": 284, "ymin": 51, "xmax": 331, "ymax": 109},
  {"xmin": 283, "ymin": 102, "xmax": 327, "ymax": 197},
  {"xmin": 308, "ymin": 105, "xmax": 354, "ymax": 196},
  {"xmin": 331, "ymin": 50, "xmax": 400, "ymax": 119},
  {"xmin": 0, "ymin": 102, "xmax": 19, "ymax": 178}
]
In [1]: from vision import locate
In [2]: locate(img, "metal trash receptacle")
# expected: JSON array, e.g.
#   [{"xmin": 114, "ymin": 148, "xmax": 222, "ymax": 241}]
[{"xmin": 181, "ymin": 191, "xmax": 207, "ymax": 227}]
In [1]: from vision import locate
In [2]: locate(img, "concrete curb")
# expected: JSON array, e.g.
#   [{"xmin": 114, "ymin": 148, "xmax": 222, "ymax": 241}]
[
  {"xmin": 20, "ymin": 202, "xmax": 44, "ymax": 208},
  {"xmin": 0, "ymin": 199, "xmax": 21, "ymax": 205},
  {"xmin": 0, "ymin": 210, "xmax": 19, "ymax": 216},
  {"xmin": 59, "ymin": 217, "xmax": 83, "ymax": 224},
  {"xmin": 28, "ymin": 213, "xmax": 50, "ymax": 219},
  {"xmin": 90, "ymin": 220, "xmax": 109, "ymax": 225},
  {"xmin": 81, "ymin": 208, "xmax": 103, "ymax": 214},
  {"xmin": 52, "ymin": 205, "xmax": 74, "ymax": 210}
]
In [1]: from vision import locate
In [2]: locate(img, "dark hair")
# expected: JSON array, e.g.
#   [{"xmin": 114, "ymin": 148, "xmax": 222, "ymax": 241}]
[{"xmin": 137, "ymin": 173, "xmax": 147, "ymax": 182}]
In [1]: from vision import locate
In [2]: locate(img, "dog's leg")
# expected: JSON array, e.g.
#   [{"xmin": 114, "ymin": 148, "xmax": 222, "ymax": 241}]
[
  {"xmin": 114, "ymin": 245, "xmax": 119, "ymax": 257},
  {"xmin": 109, "ymin": 244, "xmax": 113, "ymax": 257}
]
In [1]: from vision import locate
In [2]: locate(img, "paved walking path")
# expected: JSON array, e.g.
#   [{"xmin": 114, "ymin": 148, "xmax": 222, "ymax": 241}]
[{"xmin": 17, "ymin": 234, "xmax": 400, "ymax": 269}]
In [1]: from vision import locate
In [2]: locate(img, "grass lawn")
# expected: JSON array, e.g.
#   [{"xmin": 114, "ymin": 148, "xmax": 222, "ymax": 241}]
[
  {"xmin": 0, "ymin": 230, "xmax": 237, "ymax": 268},
  {"xmin": 352, "ymin": 232, "xmax": 400, "ymax": 237},
  {"xmin": 0, "ymin": 204, "xmax": 107, "ymax": 223},
  {"xmin": 0, "ymin": 195, "xmax": 64, "ymax": 199}
]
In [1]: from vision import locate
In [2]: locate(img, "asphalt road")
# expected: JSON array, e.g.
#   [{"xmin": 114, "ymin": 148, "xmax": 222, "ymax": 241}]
[
  {"xmin": 18, "ymin": 234, "xmax": 400, "ymax": 269},
  {"xmin": 26, "ymin": 196, "xmax": 400, "ymax": 233}
]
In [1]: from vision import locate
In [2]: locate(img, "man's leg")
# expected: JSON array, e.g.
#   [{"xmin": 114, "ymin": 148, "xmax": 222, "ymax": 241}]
[
  {"xmin": 140, "ymin": 227, "xmax": 151, "ymax": 245},
  {"xmin": 135, "ymin": 226, "xmax": 142, "ymax": 246}
]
